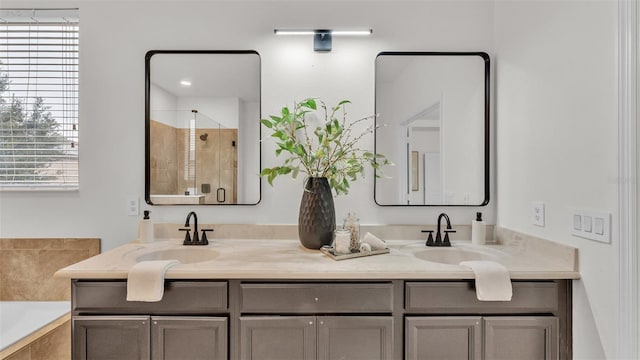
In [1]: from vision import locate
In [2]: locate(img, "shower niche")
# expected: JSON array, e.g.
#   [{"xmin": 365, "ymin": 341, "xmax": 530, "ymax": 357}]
[{"xmin": 145, "ymin": 51, "xmax": 261, "ymax": 205}]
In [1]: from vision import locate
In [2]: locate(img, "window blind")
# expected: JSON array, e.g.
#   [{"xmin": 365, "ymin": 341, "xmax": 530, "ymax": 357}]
[{"xmin": 0, "ymin": 9, "xmax": 79, "ymax": 190}]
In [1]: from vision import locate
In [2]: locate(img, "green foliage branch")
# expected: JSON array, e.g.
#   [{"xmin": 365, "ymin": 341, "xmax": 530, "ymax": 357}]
[{"xmin": 260, "ymin": 98, "xmax": 391, "ymax": 195}]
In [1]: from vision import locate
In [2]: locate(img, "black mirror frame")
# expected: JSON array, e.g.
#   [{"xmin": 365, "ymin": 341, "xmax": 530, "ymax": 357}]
[
  {"xmin": 144, "ymin": 50, "xmax": 262, "ymax": 206},
  {"xmin": 373, "ymin": 51, "xmax": 490, "ymax": 207}
]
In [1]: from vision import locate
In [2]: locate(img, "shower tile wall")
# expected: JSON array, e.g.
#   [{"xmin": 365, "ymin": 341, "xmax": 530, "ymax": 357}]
[
  {"xmin": 150, "ymin": 120, "xmax": 238, "ymax": 203},
  {"xmin": 149, "ymin": 120, "xmax": 178, "ymax": 195}
]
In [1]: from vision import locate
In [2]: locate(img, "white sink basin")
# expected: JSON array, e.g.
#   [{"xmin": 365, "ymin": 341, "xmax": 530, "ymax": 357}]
[
  {"xmin": 136, "ymin": 248, "xmax": 219, "ymax": 264},
  {"xmin": 413, "ymin": 247, "xmax": 503, "ymax": 265}
]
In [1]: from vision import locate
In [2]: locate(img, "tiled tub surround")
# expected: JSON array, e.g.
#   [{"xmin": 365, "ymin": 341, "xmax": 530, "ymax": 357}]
[
  {"xmin": 0, "ymin": 238, "xmax": 100, "ymax": 301},
  {"xmin": 0, "ymin": 238, "xmax": 100, "ymax": 360}
]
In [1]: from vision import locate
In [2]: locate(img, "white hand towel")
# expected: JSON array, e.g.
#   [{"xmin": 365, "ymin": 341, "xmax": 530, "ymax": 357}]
[
  {"xmin": 459, "ymin": 260, "xmax": 513, "ymax": 301},
  {"xmin": 127, "ymin": 260, "xmax": 179, "ymax": 302},
  {"xmin": 362, "ymin": 232, "xmax": 387, "ymax": 250}
]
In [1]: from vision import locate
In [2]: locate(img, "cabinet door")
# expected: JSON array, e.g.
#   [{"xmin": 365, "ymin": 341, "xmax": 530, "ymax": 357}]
[
  {"xmin": 73, "ymin": 316, "xmax": 150, "ymax": 360},
  {"xmin": 405, "ymin": 317, "xmax": 482, "ymax": 360},
  {"xmin": 240, "ymin": 316, "xmax": 316, "ymax": 360},
  {"xmin": 151, "ymin": 316, "xmax": 227, "ymax": 360},
  {"xmin": 484, "ymin": 316, "xmax": 559, "ymax": 360},
  {"xmin": 317, "ymin": 316, "xmax": 393, "ymax": 360}
]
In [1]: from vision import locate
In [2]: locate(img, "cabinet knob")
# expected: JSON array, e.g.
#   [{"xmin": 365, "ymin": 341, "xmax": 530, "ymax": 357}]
[{"xmin": 309, "ymin": 321, "xmax": 313, "ymax": 325}]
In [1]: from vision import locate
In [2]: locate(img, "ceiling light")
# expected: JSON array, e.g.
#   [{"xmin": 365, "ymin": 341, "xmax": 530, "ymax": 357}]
[{"xmin": 180, "ymin": 80, "xmax": 191, "ymax": 86}]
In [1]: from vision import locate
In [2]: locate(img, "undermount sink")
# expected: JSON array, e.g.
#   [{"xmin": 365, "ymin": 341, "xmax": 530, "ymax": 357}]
[
  {"xmin": 136, "ymin": 248, "xmax": 219, "ymax": 264},
  {"xmin": 413, "ymin": 247, "xmax": 503, "ymax": 265}
]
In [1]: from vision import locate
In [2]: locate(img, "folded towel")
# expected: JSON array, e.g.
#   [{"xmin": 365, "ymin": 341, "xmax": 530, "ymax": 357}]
[
  {"xmin": 362, "ymin": 232, "xmax": 387, "ymax": 250},
  {"xmin": 126, "ymin": 260, "xmax": 179, "ymax": 302},
  {"xmin": 459, "ymin": 260, "xmax": 512, "ymax": 301}
]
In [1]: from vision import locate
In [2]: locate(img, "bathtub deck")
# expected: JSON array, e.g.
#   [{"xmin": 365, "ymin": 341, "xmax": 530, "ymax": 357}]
[{"xmin": 0, "ymin": 302, "xmax": 70, "ymax": 359}]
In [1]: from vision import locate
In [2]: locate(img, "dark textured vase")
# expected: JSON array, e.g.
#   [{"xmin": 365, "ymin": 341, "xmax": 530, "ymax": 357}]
[{"xmin": 298, "ymin": 177, "xmax": 336, "ymax": 249}]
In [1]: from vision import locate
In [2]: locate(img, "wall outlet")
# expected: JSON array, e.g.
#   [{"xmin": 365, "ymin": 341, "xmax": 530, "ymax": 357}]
[
  {"xmin": 127, "ymin": 196, "xmax": 139, "ymax": 216},
  {"xmin": 570, "ymin": 208, "xmax": 611, "ymax": 243},
  {"xmin": 531, "ymin": 202, "xmax": 545, "ymax": 227}
]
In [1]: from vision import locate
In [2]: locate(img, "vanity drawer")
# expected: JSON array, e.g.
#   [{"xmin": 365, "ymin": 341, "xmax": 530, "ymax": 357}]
[
  {"xmin": 72, "ymin": 280, "xmax": 228, "ymax": 315},
  {"xmin": 405, "ymin": 281, "xmax": 559, "ymax": 314},
  {"xmin": 240, "ymin": 282, "xmax": 394, "ymax": 313}
]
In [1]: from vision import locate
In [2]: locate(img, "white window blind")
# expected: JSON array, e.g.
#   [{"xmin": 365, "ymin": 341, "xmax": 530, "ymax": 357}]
[{"xmin": 0, "ymin": 9, "xmax": 79, "ymax": 190}]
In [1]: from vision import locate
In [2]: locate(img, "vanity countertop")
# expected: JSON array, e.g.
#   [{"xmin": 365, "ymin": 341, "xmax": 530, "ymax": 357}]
[{"xmin": 55, "ymin": 236, "xmax": 579, "ymax": 280}]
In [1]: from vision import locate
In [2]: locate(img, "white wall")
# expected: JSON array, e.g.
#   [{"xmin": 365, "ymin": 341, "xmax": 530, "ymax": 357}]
[
  {"xmin": 0, "ymin": 1, "xmax": 621, "ymax": 357},
  {"xmin": 0, "ymin": 0, "xmax": 496, "ymax": 249},
  {"xmin": 494, "ymin": 1, "xmax": 617, "ymax": 358},
  {"xmin": 149, "ymin": 83, "xmax": 178, "ymax": 126}
]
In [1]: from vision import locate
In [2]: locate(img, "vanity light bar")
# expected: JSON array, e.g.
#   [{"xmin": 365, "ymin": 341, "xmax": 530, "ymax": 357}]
[
  {"xmin": 274, "ymin": 29, "xmax": 373, "ymax": 36},
  {"xmin": 274, "ymin": 29, "xmax": 372, "ymax": 52}
]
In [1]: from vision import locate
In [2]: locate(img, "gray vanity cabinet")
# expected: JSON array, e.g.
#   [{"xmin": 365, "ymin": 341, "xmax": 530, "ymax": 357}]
[
  {"xmin": 73, "ymin": 316, "xmax": 150, "ymax": 360},
  {"xmin": 73, "ymin": 316, "xmax": 228, "ymax": 360},
  {"xmin": 239, "ymin": 316, "xmax": 317, "ymax": 360},
  {"xmin": 405, "ymin": 317, "xmax": 482, "ymax": 360},
  {"xmin": 71, "ymin": 280, "xmax": 229, "ymax": 360},
  {"xmin": 151, "ymin": 317, "xmax": 228, "ymax": 360},
  {"xmin": 237, "ymin": 282, "xmax": 395, "ymax": 360},
  {"xmin": 239, "ymin": 316, "xmax": 394, "ymax": 360},
  {"xmin": 316, "ymin": 316, "xmax": 394, "ymax": 360},
  {"xmin": 405, "ymin": 316, "xmax": 558, "ymax": 360},
  {"xmin": 405, "ymin": 281, "xmax": 567, "ymax": 360},
  {"xmin": 483, "ymin": 316, "xmax": 559, "ymax": 360}
]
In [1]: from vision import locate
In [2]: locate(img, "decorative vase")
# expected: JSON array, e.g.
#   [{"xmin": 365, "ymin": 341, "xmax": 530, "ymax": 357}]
[{"xmin": 298, "ymin": 177, "xmax": 336, "ymax": 249}]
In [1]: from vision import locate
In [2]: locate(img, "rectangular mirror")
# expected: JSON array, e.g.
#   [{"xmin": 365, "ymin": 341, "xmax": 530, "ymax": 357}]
[
  {"xmin": 145, "ymin": 50, "xmax": 261, "ymax": 205},
  {"xmin": 374, "ymin": 52, "xmax": 489, "ymax": 206}
]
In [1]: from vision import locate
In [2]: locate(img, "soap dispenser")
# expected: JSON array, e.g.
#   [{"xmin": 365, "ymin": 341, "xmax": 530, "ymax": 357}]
[
  {"xmin": 471, "ymin": 212, "xmax": 486, "ymax": 245},
  {"xmin": 138, "ymin": 210, "xmax": 154, "ymax": 243}
]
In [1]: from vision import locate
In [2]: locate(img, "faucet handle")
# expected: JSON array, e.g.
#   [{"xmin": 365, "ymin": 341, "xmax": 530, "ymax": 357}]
[
  {"xmin": 443, "ymin": 230, "xmax": 456, "ymax": 247},
  {"xmin": 179, "ymin": 228, "xmax": 192, "ymax": 245},
  {"xmin": 200, "ymin": 229, "xmax": 213, "ymax": 245},
  {"xmin": 421, "ymin": 230, "xmax": 435, "ymax": 246}
]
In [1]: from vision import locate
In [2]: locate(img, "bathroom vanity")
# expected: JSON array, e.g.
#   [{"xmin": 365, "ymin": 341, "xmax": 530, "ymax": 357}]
[{"xmin": 57, "ymin": 236, "xmax": 578, "ymax": 360}]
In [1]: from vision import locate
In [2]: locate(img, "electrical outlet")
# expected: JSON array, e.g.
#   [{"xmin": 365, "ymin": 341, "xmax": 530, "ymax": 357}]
[
  {"xmin": 532, "ymin": 202, "xmax": 545, "ymax": 227},
  {"xmin": 570, "ymin": 208, "xmax": 611, "ymax": 243},
  {"xmin": 127, "ymin": 196, "xmax": 139, "ymax": 216}
]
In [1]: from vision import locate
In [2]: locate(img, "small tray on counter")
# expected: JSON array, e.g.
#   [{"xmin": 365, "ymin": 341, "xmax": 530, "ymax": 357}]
[{"xmin": 320, "ymin": 246, "xmax": 390, "ymax": 261}]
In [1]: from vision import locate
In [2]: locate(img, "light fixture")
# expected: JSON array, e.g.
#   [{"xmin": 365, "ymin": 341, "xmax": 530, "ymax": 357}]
[
  {"xmin": 180, "ymin": 80, "xmax": 192, "ymax": 86},
  {"xmin": 274, "ymin": 29, "xmax": 373, "ymax": 52}
]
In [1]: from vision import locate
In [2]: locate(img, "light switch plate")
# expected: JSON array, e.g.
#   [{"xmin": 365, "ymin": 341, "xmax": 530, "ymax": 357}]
[
  {"xmin": 532, "ymin": 202, "xmax": 545, "ymax": 227},
  {"xmin": 570, "ymin": 208, "xmax": 611, "ymax": 243}
]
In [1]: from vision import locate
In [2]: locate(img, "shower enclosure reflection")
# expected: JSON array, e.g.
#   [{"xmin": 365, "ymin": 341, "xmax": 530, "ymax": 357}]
[
  {"xmin": 145, "ymin": 50, "xmax": 261, "ymax": 205},
  {"xmin": 149, "ymin": 110, "xmax": 236, "ymax": 204}
]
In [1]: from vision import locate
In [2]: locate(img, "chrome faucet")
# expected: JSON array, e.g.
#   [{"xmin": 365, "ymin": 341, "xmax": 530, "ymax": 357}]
[
  {"xmin": 180, "ymin": 211, "xmax": 211, "ymax": 245},
  {"xmin": 433, "ymin": 213, "xmax": 455, "ymax": 247}
]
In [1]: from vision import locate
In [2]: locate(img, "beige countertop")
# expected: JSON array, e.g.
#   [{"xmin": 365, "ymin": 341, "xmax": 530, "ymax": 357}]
[{"xmin": 55, "ymin": 234, "xmax": 579, "ymax": 280}]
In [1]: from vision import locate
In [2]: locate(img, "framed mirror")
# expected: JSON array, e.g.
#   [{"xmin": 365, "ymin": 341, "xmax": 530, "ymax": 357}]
[
  {"xmin": 374, "ymin": 52, "xmax": 489, "ymax": 206},
  {"xmin": 145, "ymin": 50, "xmax": 261, "ymax": 205}
]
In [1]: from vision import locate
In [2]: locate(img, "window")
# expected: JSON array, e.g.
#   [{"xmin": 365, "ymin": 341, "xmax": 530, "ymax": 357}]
[{"xmin": 0, "ymin": 9, "xmax": 79, "ymax": 190}]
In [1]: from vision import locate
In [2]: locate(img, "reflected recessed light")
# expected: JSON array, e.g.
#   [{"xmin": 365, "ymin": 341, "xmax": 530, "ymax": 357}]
[{"xmin": 180, "ymin": 80, "xmax": 192, "ymax": 86}]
